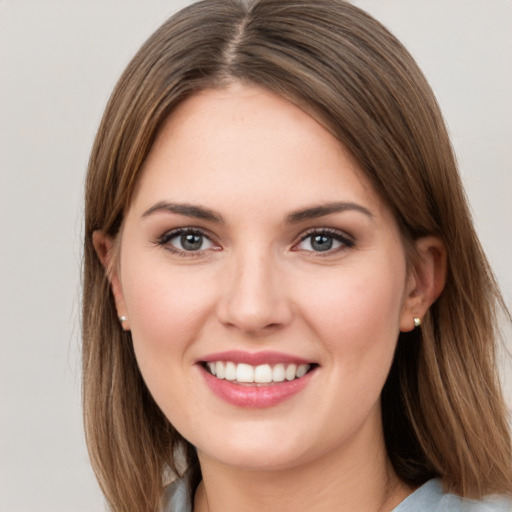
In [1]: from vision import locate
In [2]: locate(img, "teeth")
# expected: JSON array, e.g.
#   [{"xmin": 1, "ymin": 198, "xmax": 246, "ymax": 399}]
[
  {"xmin": 207, "ymin": 362, "xmax": 216, "ymax": 376},
  {"xmin": 205, "ymin": 361, "xmax": 311, "ymax": 383},
  {"xmin": 236, "ymin": 363, "xmax": 254, "ymax": 383},
  {"xmin": 254, "ymin": 364, "xmax": 272, "ymax": 383},
  {"xmin": 285, "ymin": 364, "xmax": 297, "ymax": 381},
  {"xmin": 216, "ymin": 361, "xmax": 225, "ymax": 379},
  {"xmin": 225, "ymin": 361, "xmax": 236, "ymax": 381},
  {"xmin": 296, "ymin": 364, "xmax": 309, "ymax": 378},
  {"xmin": 272, "ymin": 363, "xmax": 285, "ymax": 382}
]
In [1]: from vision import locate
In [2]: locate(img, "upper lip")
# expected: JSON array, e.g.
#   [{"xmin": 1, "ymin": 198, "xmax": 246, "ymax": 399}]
[{"xmin": 199, "ymin": 350, "xmax": 313, "ymax": 366}]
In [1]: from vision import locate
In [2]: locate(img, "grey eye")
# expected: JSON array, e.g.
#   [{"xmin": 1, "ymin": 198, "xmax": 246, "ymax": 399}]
[
  {"xmin": 310, "ymin": 234, "xmax": 334, "ymax": 251},
  {"xmin": 180, "ymin": 233, "xmax": 204, "ymax": 251},
  {"xmin": 167, "ymin": 231, "xmax": 214, "ymax": 252},
  {"xmin": 298, "ymin": 234, "xmax": 343, "ymax": 252}
]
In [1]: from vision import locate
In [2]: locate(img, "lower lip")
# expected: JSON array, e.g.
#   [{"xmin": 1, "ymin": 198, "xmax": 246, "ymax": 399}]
[{"xmin": 200, "ymin": 366, "xmax": 315, "ymax": 408}]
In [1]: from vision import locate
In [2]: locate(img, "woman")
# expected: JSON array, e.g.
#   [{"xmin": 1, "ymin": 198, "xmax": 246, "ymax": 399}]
[{"xmin": 82, "ymin": 1, "xmax": 512, "ymax": 511}]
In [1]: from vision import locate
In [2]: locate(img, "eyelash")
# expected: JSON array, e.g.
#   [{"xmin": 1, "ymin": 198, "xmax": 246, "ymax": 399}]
[
  {"xmin": 155, "ymin": 228, "xmax": 218, "ymax": 257},
  {"xmin": 154, "ymin": 227, "xmax": 355, "ymax": 256},
  {"xmin": 294, "ymin": 228, "xmax": 355, "ymax": 254}
]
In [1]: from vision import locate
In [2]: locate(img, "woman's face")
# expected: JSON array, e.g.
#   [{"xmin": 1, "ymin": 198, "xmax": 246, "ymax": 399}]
[{"xmin": 109, "ymin": 84, "xmax": 417, "ymax": 472}]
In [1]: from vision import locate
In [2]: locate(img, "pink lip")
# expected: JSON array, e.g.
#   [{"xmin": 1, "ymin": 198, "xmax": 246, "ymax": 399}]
[
  {"xmin": 199, "ymin": 364, "xmax": 316, "ymax": 409},
  {"xmin": 200, "ymin": 350, "xmax": 311, "ymax": 366}
]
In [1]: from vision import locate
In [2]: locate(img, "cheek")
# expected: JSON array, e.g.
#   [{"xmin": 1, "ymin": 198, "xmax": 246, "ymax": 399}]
[
  {"xmin": 119, "ymin": 263, "xmax": 220, "ymax": 429},
  {"xmin": 295, "ymin": 257, "xmax": 407, "ymax": 441},
  {"xmin": 302, "ymin": 256, "xmax": 406, "ymax": 367},
  {"xmin": 120, "ymin": 260, "xmax": 215, "ymax": 372}
]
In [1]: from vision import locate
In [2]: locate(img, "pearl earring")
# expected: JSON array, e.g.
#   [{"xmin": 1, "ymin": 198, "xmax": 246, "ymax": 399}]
[
  {"xmin": 119, "ymin": 316, "xmax": 128, "ymax": 323},
  {"xmin": 413, "ymin": 317, "xmax": 421, "ymax": 327}
]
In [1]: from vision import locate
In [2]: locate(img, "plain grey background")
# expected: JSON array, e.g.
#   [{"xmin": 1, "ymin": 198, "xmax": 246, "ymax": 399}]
[{"xmin": 0, "ymin": 1, "xmax": 510, "ymax": 511}]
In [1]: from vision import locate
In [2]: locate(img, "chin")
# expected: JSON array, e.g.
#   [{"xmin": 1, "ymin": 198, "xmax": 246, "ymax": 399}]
[
  {"xmin": 192, "ymin": 423, "xmax": 326, "ymax": 473},
  {"xmin": 202, "ymin": 447, "xmax": 308, "ymax": 473}
]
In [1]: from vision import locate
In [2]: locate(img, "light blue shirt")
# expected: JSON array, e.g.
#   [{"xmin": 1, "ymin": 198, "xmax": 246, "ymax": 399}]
[
  {"xmin": 162, "ymin": 476, "xmax": 512, "ymax": 511},
  {"xmin": 393, "ymin": 479, "xmax": 511, "ymax": 511}
]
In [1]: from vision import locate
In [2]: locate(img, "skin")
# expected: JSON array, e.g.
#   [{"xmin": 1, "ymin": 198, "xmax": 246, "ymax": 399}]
[{"xmin": 94, "ymin": 84, "xmax": 445, "ymax": 512}]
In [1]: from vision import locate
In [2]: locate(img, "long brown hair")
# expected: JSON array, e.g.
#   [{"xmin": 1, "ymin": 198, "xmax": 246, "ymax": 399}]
[{"xmin": 83, "ymin": 1, "xmax": 512, "ymax": 510}]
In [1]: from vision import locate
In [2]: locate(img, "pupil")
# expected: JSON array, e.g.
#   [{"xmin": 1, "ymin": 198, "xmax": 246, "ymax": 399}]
[
  {"xmin": 312, "ymin": 235, "xmax": 332, "ymax": 251},
  {"xmin": 181, "ymin": 233, "xmax": 202, "ymax": 251}
]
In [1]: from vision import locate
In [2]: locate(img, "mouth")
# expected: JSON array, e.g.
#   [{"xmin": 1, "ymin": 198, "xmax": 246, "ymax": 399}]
[
  {"xmin": 202, "ymin": 361, "xmax": 315, "ymax": 386},
  {"xmin": 198, "ymin": 352, "xmax": 318, "ymax": 408}
]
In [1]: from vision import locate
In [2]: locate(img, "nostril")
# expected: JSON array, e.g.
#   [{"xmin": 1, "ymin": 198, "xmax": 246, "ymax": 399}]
[
  {"xmin": 215, "ymin": 262, "xmax": 293, "ymax": 333},
  {"xmin": 217, "ymin": 296, "xmax": 294, "ymax": 334}
]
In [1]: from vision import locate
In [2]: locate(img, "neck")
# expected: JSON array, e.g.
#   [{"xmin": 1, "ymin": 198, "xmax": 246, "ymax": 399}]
[{"xmin": 193, "ymin": 416, "xmax": 413, "ymax": 512}]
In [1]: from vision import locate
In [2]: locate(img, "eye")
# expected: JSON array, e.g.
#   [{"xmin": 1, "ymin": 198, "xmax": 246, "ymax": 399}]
[
  {"xmin": 157, "ymin": 228, "xmax": 217, "ymax": 254},
  {"xmin": 294, "ymin": 229, "xmax": 354, "ymax": 253}
]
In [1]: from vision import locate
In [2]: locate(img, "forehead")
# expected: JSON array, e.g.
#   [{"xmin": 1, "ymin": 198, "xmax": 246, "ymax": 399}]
[{"xmin": 128, "ymin": 84, "xmax": 386, "ymax": 221}]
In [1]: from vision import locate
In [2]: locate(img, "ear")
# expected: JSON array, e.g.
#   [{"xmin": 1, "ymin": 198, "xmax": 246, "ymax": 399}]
[
  {"xmin": 92, "ymin": 230, "xmax": 130, "ymax": 331},
  {"xmin": 400, "ymin": 236, "xmax": 446, "ymax": 332}
]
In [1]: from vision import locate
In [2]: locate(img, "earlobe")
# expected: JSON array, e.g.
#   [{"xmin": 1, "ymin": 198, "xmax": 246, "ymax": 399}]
[
  {"xmin": 92, "ymin": 230, "xmax": 130, "ymax": 331},
  {"xmin": 400, "ymin": 236, "xmax": 446, "ymax": 332}
]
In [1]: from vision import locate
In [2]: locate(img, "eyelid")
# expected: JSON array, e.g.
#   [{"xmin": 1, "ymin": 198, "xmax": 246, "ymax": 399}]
[
  {"xmin": 155, "ymin": 227, "xmax": 221, "ymax": 255},
  {"xmin": 292, "ymin": 227, "xmax": 355, "ymax": 252},
  {"xmin": 153, "ymin": 226, "xmax": 354, "ymax": 256}
]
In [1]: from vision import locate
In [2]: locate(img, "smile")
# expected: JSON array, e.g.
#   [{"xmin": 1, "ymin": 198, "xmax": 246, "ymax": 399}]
[
  {"xmin": 205, "ymin": 361, "xmax": 311, "ymax": 384},
  {"xmin": 198, "ymin": 351, "xmax": 317, "ymax": 408}
]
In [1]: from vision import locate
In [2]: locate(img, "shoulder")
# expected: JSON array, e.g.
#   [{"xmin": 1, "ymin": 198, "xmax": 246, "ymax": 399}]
[
  {"xmin": 394, "ymin": 479, "xmax": 512, "ymax": 512},
  {"xmin": 161, "ymin": 475, "xmax": 192, "ymax": 512},
  {"xmin": 161, "ymin": 476, "xmax": 512, "ymax": 512}
]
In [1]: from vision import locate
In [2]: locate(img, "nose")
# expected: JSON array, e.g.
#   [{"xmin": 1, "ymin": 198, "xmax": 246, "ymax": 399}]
[{"xmin": 216, "ymin": 248, "xmax": 293, "ymax": 336}]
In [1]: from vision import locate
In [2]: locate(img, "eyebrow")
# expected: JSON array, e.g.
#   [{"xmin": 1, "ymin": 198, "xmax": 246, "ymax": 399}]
[
  {"xmin": 141, "ymin": 200, "xmax": 373, "ymax": 224},
  {"xmin": 142, "ymin": 201, "xmax": 224, "ymax": 223},
  {"xmin": 286, "ymin": 202, "xmax": 374, "ymax": 223}
]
